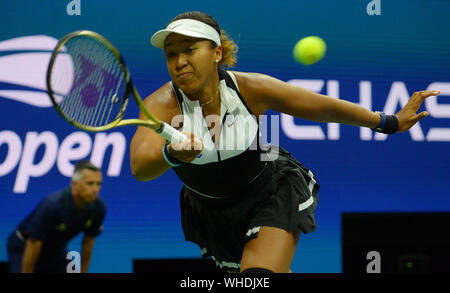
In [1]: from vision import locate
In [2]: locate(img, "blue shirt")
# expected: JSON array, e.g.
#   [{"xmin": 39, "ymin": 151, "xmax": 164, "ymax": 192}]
[{"xmin": 16, "ymin": 187, "xmax": 106, "ymax": 256}]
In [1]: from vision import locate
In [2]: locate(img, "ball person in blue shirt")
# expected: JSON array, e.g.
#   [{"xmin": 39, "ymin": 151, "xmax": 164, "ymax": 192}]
[{"xmin": 6, "ymin": 161, "xmax": 106, "ymax": 273}]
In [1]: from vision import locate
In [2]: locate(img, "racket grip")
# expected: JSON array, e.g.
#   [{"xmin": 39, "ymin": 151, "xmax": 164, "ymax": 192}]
[{"xmin": 158, "ymin": 122, "xmax": 187, "ymax": 143}]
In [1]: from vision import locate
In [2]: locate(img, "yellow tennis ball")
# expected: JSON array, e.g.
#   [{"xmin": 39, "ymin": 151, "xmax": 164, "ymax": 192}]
[{"xmin": 293, "ymin": 36, "xmax": 327, "ymax": 65}]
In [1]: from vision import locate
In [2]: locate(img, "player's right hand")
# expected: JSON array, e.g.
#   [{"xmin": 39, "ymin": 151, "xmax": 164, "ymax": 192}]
[{"xmin": 169, "ymin": 131, "xmax": 203, "ymax": 162}]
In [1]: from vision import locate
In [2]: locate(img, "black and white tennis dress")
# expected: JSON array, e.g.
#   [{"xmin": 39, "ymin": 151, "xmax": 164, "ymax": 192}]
[{"xmin": 171, "ymin": 69, "xmax": 319, "ymax": 272}]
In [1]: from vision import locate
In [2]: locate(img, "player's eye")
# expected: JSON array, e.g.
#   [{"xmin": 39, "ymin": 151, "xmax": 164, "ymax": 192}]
[{"xmin": 165, "ymin": 51, "xmax": 175, "ymax": 58}]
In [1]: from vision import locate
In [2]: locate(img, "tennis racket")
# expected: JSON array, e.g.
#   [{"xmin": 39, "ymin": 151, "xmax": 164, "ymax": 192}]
[{"xmin": 46, "ymin": 30, "xmax": 186, "ymax": 143}]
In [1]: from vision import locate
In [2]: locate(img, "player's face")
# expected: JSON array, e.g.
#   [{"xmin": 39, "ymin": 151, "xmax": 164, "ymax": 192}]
[
  {"xmin": 164, "ymin": 33, "xmax": 222, "ymax": 95},
  {"xmin": 73, "ymin": 169, "xmax": 102, "ymax": 204}
]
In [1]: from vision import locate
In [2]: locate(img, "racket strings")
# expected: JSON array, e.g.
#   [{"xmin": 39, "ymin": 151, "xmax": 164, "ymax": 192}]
[
  {"xmin": 77, "ymin": 38, "xmax": 120, "ymax": 127},
  {"xmin": 84, "ymin": 39, "xmax": 116, "ymax": 126},
  {"xmin": 96, "ymin": 50, "xmax": 123, "ymax": 126},
  {"xmin": 52, "ymin": 35, "xmax": 127, "ymax": 128},
  {"xmin": 65, "ymin": 38, "xmax": 97, "ymax": 124},
  {"xmin": 81, "ymin": 39, "xmax": 108, "ymax": 126}
]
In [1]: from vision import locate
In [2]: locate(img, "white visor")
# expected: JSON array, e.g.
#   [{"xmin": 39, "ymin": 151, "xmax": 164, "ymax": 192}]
[{"xmin": 151, "ymin": 19, "xmax": 221, "ymax": 49}]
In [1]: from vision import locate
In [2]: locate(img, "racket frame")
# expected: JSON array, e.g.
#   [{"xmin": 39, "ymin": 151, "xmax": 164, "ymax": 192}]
[{"xmin": 47, "ymin": 30, "xmax": 162, "ymax": 133}]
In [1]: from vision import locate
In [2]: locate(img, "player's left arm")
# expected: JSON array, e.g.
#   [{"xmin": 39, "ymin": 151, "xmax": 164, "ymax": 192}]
[
  {"xmin": 81, "ymin": 235, "xmax": 95, "ymax": 273},
  {"xmin": 233, "ymin": 71, "xmax": 440, "ymax": 132}
]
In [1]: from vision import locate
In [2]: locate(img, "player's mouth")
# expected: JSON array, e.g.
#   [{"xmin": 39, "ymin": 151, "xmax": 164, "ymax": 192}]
[{"xmin": 177, "ymin": 72, "xmax": 193, "ymax": 79}]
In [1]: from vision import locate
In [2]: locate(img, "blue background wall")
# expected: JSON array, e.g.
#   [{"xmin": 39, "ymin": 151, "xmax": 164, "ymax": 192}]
[{"xmin": 1, "ymin": 0, "xmax": 449, "ymax": 272}]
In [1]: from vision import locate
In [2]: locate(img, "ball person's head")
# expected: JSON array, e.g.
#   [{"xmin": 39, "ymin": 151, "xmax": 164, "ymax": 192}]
[
  {"xmin": 71, "ymin": 160, "xmax": 102, "ymax": 204},
  {"xmin": 151, "ymin": 11, "xmax": 237, "ymax": 96}
]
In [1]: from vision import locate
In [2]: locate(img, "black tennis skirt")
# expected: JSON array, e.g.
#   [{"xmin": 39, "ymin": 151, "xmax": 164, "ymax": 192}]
[{"xmin": 179, "ymin": 147, "xmax": 320, "ymax": 272}]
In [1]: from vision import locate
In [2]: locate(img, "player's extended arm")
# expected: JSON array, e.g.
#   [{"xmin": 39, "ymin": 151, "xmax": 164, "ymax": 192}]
[
  {"xmin": 22, "ymin": 238, "xmax": 42, "ymax": 273},
  {"xmin": 234, "ymin": 72, "xmax": 438, "ymax": 132},
  {"xmin": 81, "ymin": 235, "xmax": 95, "ymax": 273}
]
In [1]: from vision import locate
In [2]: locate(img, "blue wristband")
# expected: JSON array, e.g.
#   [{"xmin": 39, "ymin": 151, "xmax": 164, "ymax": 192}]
[
  {"xmin": 377, "ymin": 112, "xmax": 387, "ymax": 129},
  {"xmin": 162, "ymin": 143, "xmax": 182, "ymax": 167},
  {"xmin": 372, "ymin": 111, "xmax": 398, "ymax": 134}
]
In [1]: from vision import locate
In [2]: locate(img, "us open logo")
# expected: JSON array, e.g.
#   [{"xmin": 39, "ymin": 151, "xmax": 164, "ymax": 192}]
[{"xmin": 0, "ymin": 35, "xmax": 127, "ymax": 194}]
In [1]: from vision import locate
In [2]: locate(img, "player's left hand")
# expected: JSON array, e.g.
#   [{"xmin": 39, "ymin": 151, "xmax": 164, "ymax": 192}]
[{"xmin": 395, "ymin": 90, "xmax": 440, "ymax": 132}]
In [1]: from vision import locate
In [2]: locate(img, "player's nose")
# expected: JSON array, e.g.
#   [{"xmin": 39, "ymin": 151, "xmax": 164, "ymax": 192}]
[{"xmin": 176, "ymin": 54, "xmax": 188, "ymax": 68}]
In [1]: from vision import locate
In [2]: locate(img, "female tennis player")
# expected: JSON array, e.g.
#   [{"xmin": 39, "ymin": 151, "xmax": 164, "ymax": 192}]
[{"xmin": 130, "ymin": 11, "xmax": 439, "ymax": 273}]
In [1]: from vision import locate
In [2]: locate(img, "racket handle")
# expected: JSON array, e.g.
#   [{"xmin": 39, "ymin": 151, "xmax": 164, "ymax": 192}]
[{"xmin": 158, "ymin": 122, "xmax": 187, "ymax": 143}]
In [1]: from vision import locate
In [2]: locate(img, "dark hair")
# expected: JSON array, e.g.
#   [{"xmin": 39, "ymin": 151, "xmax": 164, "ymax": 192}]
[
  {"xmin": 72, "ymin": 160, "xmax": 101, "ymax": 181},
  {"xmin": 169, "ymin": 11, "xmax": 238, "ymax": 67}
]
